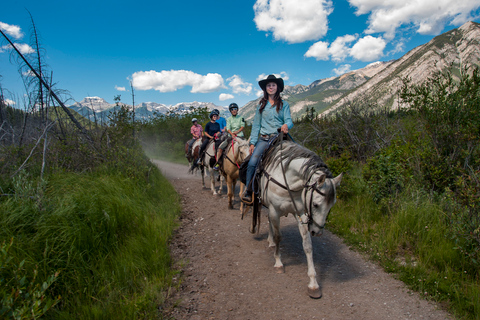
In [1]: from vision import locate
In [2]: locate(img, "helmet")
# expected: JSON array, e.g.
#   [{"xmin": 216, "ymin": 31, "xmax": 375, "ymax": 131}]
[
  {"xmin": 191, "ymin": 118, "xmax": 198, "ymax": 123},
  {"xmin": 228, "ymin": 103, "xmax": 238, "ymax": 112},
  {"xmin": 209, "ymin": 109, "xmax": 219, "ymax": 119}
]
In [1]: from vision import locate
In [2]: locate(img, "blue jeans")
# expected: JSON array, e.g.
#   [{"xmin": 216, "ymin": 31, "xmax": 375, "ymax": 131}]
[{"xmin": 245, "ymin": 139, "xmax": 269, "ymax": 190}]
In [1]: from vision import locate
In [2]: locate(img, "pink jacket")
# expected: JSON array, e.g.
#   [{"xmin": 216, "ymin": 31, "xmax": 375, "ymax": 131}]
[{"xmin": 191, "ymin": 124, "xmax": 203, "ymax": 138}]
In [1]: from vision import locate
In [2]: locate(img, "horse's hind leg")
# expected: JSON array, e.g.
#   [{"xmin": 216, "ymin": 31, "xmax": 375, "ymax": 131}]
[{"xmin": 297, "ymin": 218, "xmax": 321, "ymax": 299}]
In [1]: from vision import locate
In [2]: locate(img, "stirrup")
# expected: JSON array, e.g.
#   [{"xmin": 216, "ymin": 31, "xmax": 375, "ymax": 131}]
[{"xmin": 241, "ymin": 191, "xmax": 254, "ymax": 205}]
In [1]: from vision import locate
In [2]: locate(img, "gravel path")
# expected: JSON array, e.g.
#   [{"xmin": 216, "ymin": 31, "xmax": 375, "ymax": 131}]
[{"xmin": 153, "ymin": 159, "xmax": 452, "ymax": 320}]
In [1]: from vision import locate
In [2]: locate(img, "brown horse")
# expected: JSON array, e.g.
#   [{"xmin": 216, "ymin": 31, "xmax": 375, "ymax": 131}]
[{"xmin": 220, "ymin": 137, "xmax": 250, "ymax": 210}]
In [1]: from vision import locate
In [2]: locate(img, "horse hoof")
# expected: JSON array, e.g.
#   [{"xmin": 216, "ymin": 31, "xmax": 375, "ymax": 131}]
[
  {"xmin": 307, "ymin": 287, "xmax": 322, "ymax": 299},
  {"xmin": 249, "ymin": 226, "xmax": 256, "ymax": 234},
  {"xmin": 274, "ymin": 266, "xmax": 285, "ymax": 274}
]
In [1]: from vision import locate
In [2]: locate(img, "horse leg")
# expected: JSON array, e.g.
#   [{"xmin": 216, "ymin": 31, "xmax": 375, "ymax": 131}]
[
  {"xmin": 239, "ymin": 182, "xmax": 244, "ymax": 212},
  {"xmin": 210, "ymin": 169, "xmax": 218, "ymax": 195},
  {"xmin": 201, "ymin": 166, "xmax": 206, "ymax": 189},
  {"xmin": 297, "ymin": 218, "xmax": 321, "ymax": 299},
  {"xmin": 268, "ymin": 210, "xmax": 284, "ymax": 273},
  {"xmin": 227, "ymin": 176, "xmax": 234, "ymax": 209}
]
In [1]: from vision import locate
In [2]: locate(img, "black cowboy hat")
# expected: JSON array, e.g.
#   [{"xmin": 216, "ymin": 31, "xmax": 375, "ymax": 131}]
[{"xmin": 258, "ymin": 74, "xmax": 284, "ymax": 93}]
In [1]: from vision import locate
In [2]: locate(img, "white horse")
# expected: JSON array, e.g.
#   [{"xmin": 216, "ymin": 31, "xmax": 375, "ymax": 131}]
[
  {"xmin": 254, "ymin": 139, "xmax": 342, "ymax": 299},
  {"xmin": 220, "ymin": 137, "xmax": 250, "ymax": 210},
  {"xmin": 203, "ymin": 139, "xmax": 225, "ymax": 195}
]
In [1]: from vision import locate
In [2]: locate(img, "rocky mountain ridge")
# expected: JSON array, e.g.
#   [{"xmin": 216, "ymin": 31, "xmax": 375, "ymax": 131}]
[
  {"xmin": 69, "ymin": 97, "xmax": 227, "ymax": 121},
  {"xmin": 239, "ymin": 21, "xmax": 480, "ymax": 122}
]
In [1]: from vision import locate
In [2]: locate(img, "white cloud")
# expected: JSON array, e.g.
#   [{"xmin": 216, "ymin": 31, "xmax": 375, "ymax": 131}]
[
  {"xmin": 253, "ymin": 0, "xmax": 333, "ymax": 43},
  {"xmin": 256, "ymin": 72, "xmax": 289, "ymax": 82},
  {"xmin": 1, "ymin": 43, "xmax": 34, "ymax": 54},
  {"xmin": 256, "ymin": 89, "xmax": 264, "ymax": 97},
  {"xmin": 305, "ymin": 35, "xmax": 357, "ymax": 62},
  {"xmin": 304, "ymin": 41, "xmax": 330, "ymax": 60},
  {"xmin": 329, "ymin": 35, "xmax": 357, "ymax": 62},
  {"xmin": 131, "ymin": 70, "xmax": 225, "ymax": 93},
  {"xmin": 115, "ymin": 85, "xmax": 126, "ymax": 91},
  {"xmin": 348, "ymin": 0, "xmax": 480, "ymax": 39},
  {"xmin": 332, "ymin": 64, "xmax": 352, "ymax": 76},
  {"xmin": 350, "ymin": 36, "xmax": 386, "ymax": 61},
  {"xmin": 0, "ymin": 22, "xmax": 23, "ymax": 39},
  {"xmin": 4, "ymin": 99, "xmax": 16, "ymax": 106},
  {"xmin": 219, "ymin": 93, "xmax": 234, "ymax": 101},
  {"xmin": 227, "ymin": 75, "xmax": 252, "ymax": 95}
]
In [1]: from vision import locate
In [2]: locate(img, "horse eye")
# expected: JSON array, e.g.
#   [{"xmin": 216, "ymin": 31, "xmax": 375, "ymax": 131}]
[{"xmin": 313, "ymin": 203, "xmax": 319, "ymax": 208}]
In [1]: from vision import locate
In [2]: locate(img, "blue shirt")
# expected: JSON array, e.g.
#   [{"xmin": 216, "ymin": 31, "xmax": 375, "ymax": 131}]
[
  {"xmin": 217, "ymin": 116, "xmax": 227, "ymax": 131},
  {"xmin": 250, "ymin": 100, "xmax": 294, "ymax": 146}
]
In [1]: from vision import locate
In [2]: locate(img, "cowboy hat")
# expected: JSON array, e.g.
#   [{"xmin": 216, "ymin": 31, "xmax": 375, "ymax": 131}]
[{"xmin": 258, "ymin": 74, "xmax": 284, "ymax": 93}]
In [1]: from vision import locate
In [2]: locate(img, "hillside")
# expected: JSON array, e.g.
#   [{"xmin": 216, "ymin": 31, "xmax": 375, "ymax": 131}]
[{"xmin": 239, "ymin": 21, "xmax": 480, "ymax": 121}]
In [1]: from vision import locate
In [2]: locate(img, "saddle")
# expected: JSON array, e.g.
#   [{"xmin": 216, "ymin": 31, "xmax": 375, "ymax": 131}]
[{"xmin": 239, "ymin": 132, "xmax": 293, "ymax": 200}]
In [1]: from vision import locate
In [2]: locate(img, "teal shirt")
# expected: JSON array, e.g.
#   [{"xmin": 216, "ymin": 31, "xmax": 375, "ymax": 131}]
[
  {"xmin": 226, "ymin": 115, "xmax": 246, "ymax": 137},
  {"xmin": 250, "ymin": 100, "xmax": 294, "ymax": 146}
]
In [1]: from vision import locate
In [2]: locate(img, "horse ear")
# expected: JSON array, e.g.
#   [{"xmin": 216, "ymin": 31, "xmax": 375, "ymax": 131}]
[
  {"xmin": 317, "ymin": 173, "xmax": 326, "ymax": 186},
  {"xmin": 332, "ymin": 173, "xmax": 343, "ymax": 187}
]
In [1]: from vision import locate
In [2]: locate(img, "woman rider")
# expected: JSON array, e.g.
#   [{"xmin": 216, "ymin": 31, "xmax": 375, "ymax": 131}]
[
  {"xmin": 196, "ymin": 109, "xmax": 221, "ymax": 166},
  {"xmin": 213, "ymin": 102, "xmax": 245, "ymax": 170},
  {"xmin": 241, "ymin": 74, "xmax": 294, "ymax": 203}
]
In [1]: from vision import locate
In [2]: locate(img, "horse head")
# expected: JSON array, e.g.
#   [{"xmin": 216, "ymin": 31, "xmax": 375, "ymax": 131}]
[
  {"xmin": 305, "ymin": 172, "xmax": 343, "ymax": 237},
  {"xmin": 235, "ymin": 138, "xmax": 250, "ymax": 163}
]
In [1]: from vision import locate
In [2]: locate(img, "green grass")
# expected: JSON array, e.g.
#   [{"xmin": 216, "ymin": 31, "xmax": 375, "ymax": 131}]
[
  {"xmin": 0, "ymin": 162, "xmax": 181, "ymax": 318},
  {"xmin": 328, "ymin": 166, "xmax": 480, "ymax": 320}
]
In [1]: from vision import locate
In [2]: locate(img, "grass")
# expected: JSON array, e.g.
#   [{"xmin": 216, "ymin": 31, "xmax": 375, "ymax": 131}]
[
  {"xmin": 327, "ymin": 167, "xmax": 480, "ymax": 319},
  {"xmin": 0, "ymin": 160, "xmax": 181, "ymax": 318}
]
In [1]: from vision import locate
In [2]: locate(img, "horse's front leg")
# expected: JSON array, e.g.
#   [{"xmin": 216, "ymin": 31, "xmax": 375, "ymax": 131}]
[
  {"xmin": 201, "ymin": 166, "xmax": 206, "ymax": 189},
  {"xmin": 210, "ymin": 169, "xmax": 218, "ymax": 195},
  {"xmin": 297, "ymin": 217, "xmax": 321, "ymax": 299},
  {"xmin": 268, "ymin": 210, "xmax": 284, "ymax": 273},
  {"xmin": 227, "ymin": 176, "xmax": 234, "ymax": 209},
  {"xmin": 239, "ymin": 182, "xmax": 245, "ymax": 212}
]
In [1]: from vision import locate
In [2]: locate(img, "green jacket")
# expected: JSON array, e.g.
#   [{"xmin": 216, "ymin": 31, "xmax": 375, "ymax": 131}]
[{"xmin": 226, "ymin": 115, "xmax": 246, "ymax": 137}]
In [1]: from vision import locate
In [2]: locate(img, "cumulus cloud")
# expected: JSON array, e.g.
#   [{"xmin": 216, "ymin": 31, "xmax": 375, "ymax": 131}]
[
  {"xmin": 131, "ymin": 70, "xmax": 225, "ymax": 93},
  {"xmin": 255, "ymin": 90, "xmax": 264, "ymax": 98},
  {"xmin": 227, "ymin": 75, "xmax": 252, "ymax": 95},
  {"xmin": 305, "ymin": 35, "xmax": 357, "ymax": 62},
  {"xmin": 219, "ymin": 93, "xmax": 234, "ymax": 101},
  {"xmin": 304, "ymin": 41, "xmax": 330, "ymax": 61},
  {"xmin": 115, "ymin": 85, "xmax": 126, "ymax": 91},
  {"xmin": 333, "ymin": 64, "xmax": 352, "ymax": 76},
  {"xmin": 0, "ymin": 21, "xmax": 23, "ymax": 39},
  {"xmin": 4, "ymin": 99, "xmax": 16, "ymax": 106},
  {"xmin": 1, "ymin": 43, "xmax": 34, "ymax": 54},
  {"xmin": 253, "ymin": 0, "xmax": 333, "ymax": 43},
  {"xmin": 349, "ymin": 0, "xmax": 480, "ymax": 39},
  {"xmin": 350, "ymin": 35, "xmax": 386, "ymax": 61}
]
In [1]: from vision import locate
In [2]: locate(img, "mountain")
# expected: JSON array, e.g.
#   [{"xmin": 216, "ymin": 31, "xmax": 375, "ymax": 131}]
[
  {"xmin": 69, "ymin": 98, "xmax": 228, "ymax": 121},
  {"xmin": 324, "ymin": 21, "xmax": 480, "ymax": 115},
  {"xmin": 239, "ymin": 21, "xmax": 480, "ymax": 121},
  {"xmin": 238, "ymin": 60, "xmax": 392, "ymax": 122}
]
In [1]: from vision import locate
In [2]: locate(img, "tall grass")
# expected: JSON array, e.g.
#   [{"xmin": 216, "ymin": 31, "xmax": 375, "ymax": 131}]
[
  {"xmin": 328, "ymin": 165, "xmax": 480, "ymax": 319},
  {"xmin": 0, "ymin": 160, "xmax": 181, "ymax": 318}
]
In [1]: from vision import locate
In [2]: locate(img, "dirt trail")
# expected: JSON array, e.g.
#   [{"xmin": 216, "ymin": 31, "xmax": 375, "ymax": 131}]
[{"xmin": 153, "ymin": 159, "xmax": 452, "ymax": 320}]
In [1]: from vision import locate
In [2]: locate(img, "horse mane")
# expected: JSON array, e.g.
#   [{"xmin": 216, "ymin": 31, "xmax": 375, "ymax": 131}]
[{"xmin": 262, "ymin": 140, "xmax": 333, "ymax": 180}]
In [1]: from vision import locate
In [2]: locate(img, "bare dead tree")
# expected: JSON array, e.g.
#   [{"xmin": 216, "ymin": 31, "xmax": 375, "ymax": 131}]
[{"xmin": 0, "ymin": 28, "xmax": 96, "ymax": 148}]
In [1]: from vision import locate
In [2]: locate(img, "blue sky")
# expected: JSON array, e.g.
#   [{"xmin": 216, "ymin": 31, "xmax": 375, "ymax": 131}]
[{"xmin": 1, "ymin": 0, "xmax": 479, "ymax": 108}]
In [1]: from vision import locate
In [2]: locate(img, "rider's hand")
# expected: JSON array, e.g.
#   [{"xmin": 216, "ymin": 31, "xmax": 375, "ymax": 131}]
[
  {"xmin": 280, "ymin": 124, "xmax": 289, "ymax": 134},
  {"xmin": 249, "ymin": 145, "xmax": 255, "ymax": 155}
]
